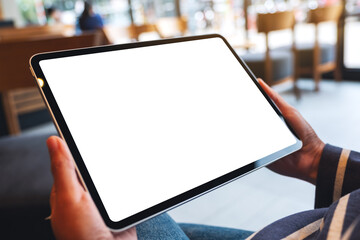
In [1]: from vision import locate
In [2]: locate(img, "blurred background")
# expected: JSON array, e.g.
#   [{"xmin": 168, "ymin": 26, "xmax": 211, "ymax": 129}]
[{"xmin": 0, "ymin": 0, "xmax": 359, "ymax": 238}]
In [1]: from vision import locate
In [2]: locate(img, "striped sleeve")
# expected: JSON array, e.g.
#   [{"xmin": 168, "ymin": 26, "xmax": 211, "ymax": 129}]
[
  {"xmin": 314, "ymin": 189, "xmax": 360, "ymax": 239},
  {"xmin": 245, "ymin": 145, "xmax": 360, "ymax": 240},
  {"xmin": 315, "ymin": 144, "xmax": 360, "ymax": 208}
]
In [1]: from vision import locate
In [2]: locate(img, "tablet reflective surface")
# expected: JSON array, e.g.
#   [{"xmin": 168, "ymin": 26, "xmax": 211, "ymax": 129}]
[{"xmin": 31, "ymin": 35, "xmax": 301, "ymax": 230}]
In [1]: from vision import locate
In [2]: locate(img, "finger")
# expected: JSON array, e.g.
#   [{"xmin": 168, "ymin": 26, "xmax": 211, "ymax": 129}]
[
  {"xmin": 47, "ymin": 186, "xmax": 56, "ymax": 220},
  {"xmin": 47, "ymin": 136, "xmax": 82, "ymax": 195},
  {"xmin": 50, "ymin": 186, "xmax": 55, "ymax": 207},
  {"xmin": 258, "ymin": 78, "xmax": 293, "ymax": 111},
  {"xmin": 50, "ymin": 185, "xmax": 56, "ymax": 210},
  {"xmin": 258, "ymin": 79, "xmax": 313, "ymax": 140}
]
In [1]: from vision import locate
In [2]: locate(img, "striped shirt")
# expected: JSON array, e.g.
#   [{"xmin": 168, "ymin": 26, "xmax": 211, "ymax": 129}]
[{"xmin": 247, "ymin": 144, "xmax": 360, "ymax": 240}]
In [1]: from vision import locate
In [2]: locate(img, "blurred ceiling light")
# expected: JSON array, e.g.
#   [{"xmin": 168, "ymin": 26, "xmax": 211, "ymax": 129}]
[{"xmin": 37, "ymin": 78, "xmax": 44, "ymax": 88}]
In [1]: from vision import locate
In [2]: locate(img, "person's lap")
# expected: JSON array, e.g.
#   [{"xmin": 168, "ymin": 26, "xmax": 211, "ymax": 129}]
[
  {"xmin": 136, "ymin": 213, "xmax": 189, "ymax": 239},
  {"xmin": 136, "ymin": 213, "xmax": 253, "ymax": 240}
]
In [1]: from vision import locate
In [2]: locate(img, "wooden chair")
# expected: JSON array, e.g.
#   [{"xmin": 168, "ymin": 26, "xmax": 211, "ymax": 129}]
[
  {"xmin": 0, "ymin": 32, "xmax": 103, "ymax": 135},
  {"xmin": 240, "ymin": 11, "xmax": 297, "ymax": 88},
  {"xmin": 294, "ymin": 5, "xmax": 343, "ymax": 91},
  {"xmin": 102, "ymin": 25, "xmax": 130, "ymax": 44},
  {"xmin": 1, "ymin": 88, "xmax": 46, "ymax": 135},
  {"xmin": 155, "ymin": 17, "xmax": 188, "ymax": 38},
  {"xmin": 126, "ymin": 23, "xmax": 160, "ymax": 41}
]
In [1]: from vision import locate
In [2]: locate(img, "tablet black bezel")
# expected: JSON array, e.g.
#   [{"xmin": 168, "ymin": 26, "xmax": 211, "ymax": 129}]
[{"xmin": 30, "ymin": 34, "xmax": 302, "ymax": 231}]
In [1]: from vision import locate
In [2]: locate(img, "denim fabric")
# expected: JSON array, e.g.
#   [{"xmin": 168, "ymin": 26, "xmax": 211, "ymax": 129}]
[
  {"xmin": 136, "ymin": 213, "xmax": 253, "ymax": 239},
  {"xmin": 136, "ymin": 213, "xmax": 189, "ymax": 239},
  {"xmin": 179, "ymin": 223, "xmax": 253, "ymax": 240}
]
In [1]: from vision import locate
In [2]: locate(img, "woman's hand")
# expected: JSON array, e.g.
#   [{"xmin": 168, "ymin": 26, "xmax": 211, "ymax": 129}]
[
  {"xmin": 47, "ymin": 136, "xmax": 137, "ymax": 240},
  {"xmin": 258, "ymin": 79, "xmax": 325, "ymax": 184}
]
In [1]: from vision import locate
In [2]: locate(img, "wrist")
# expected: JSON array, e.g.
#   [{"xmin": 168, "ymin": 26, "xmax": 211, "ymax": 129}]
[{"xmin": 307, "ymin": 141, "xmax": 325, "ymax": 185}]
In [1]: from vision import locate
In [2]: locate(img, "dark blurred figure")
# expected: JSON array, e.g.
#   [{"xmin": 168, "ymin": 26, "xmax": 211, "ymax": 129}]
[
  {"xmin": 78, "ymin": 1, "xmax": 104, "ymax": 31},
  {"xmin": 0, "ymin": 20, "xmax": 15, "ymax": 28},
  {"xmin": 46, "ymin": 7, "xmax": 62, "ymax": 25}
]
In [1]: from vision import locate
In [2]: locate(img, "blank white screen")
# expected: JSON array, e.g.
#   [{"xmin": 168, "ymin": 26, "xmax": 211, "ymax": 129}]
[{"xmin": 40, "ymin": 37, "xmax": 296, "ymax": 222}]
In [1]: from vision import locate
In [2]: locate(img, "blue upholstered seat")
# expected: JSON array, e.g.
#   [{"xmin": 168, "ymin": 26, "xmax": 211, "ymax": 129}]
[
  {"xmin": 239, "ymin": 50, "xmax": 293, "ymax": 83},
  {"xmin": 277, "ymin": 43, "xmax": 335, "ymax": 67},
  {"xmin": 0, "ymin": 131, "xmax": 56, "ymax": 238},
  {"xmin": 295, "ymin": 43, "xmax": 335, "ymax": 67}
]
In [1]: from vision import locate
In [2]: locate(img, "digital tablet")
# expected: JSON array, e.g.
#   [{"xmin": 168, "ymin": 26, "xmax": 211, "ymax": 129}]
[{"xmin": 30, "ymin": 34, "xmax": 302, "ymax": 231}]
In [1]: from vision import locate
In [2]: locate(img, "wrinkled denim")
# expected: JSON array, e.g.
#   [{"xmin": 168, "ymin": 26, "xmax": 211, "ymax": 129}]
[
  {"xmin": 179, "ymin": 223, "xmax": 253, "ymax": 240},
  {"xmin": 136, "ymin": 213, "xmax": 189, "ymax": 239},
  {"xmin": 136, "ymin": 213, "xmax": 253, "ymax": 240}
]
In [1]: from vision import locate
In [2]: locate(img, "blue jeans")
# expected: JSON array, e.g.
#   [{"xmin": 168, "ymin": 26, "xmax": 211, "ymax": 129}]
[{"xmin": 136, "ymin": 213, "xmax": 253, "ymax": 240}]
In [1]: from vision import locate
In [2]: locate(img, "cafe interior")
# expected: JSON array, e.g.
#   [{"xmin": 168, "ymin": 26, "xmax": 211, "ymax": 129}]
[{"xmin": 0, "ymin": 0, "xmax": 359, "ymax": 238}]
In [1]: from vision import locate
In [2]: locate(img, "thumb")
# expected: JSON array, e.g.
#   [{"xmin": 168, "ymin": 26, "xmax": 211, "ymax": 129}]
[
  {"xmin": 258, "ymin": 78, "xmax": 293, "ymax": 111},
  {"xmin": 258, "ymin": 78, "xmax": 313, "ymax": 140},
  {"xmin": 47, "ymin": 136, "xmax": 82, "ymax": 195}
]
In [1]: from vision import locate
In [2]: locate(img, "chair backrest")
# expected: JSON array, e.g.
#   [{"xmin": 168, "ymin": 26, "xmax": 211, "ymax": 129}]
[
  {"xmin": 257, "ymin": 11, "xmax": 295, "ymax": 34},
  {"xmin": 155, "ymin": 17, "xmax": 187, "ymax": 38},
  {"xmin": 0, "ymin": 24, "xmax": 75, "ymax": 42},
  {"xmin": 126, "ymin": 24, "xmax": 159, "ymax": 41},
  {"xmin": 102, "ymin": 25, "xmax": 130, "ymax": 43},
  {"xmin": 0, "ymin": 32, "xmax": 102, "ymax": 91},
  {"xmin": 2, "ymin": 87, "xmax": 46, "ymax": 119},
  {"xmin": 307, "ymin": 5, "xmax": 343, "ymax": 24}
]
